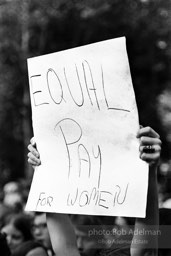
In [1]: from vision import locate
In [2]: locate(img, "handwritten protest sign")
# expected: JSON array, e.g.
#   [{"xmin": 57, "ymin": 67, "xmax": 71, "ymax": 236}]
[{"xmin": 25, "ymin": 37, "xmax": 148, "ymax": 217}]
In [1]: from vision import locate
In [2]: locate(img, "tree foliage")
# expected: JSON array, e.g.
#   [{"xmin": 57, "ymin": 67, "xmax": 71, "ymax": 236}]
[{"xmin": 0, "ymin": 0, "xmax": 170, "ymax": 184}]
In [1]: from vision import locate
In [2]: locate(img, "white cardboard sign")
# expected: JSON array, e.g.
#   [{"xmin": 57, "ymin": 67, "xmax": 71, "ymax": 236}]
[{"xmin": 25, "ymin": 37, "xmax": 148, "ymax": 217}]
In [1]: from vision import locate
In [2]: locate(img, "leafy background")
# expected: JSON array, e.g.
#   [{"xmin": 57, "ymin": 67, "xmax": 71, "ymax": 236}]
[{"xmin": 0, "ymin": 0, "xmax": 170, "ymax": 198}]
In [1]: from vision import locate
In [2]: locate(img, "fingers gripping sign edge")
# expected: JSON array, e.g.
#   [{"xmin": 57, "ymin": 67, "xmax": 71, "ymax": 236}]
[{"xmin": 137, "ymin": 126, "xmax": 160, "ymax": 139}]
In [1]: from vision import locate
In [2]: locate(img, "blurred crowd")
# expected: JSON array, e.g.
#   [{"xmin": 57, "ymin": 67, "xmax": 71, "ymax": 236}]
[
  {"xmin": 0, "ymin": 180, "xmax": 53, "ymax": 256},
  {"xmin": 0, "ymin": 178, "xmax": 171, "ymax": 256}
]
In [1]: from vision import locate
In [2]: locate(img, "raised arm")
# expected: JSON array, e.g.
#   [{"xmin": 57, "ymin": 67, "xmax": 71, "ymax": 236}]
[
  {"xmin": 46, "ymin": 213, "xmax": 79, "ymax": 256},
  {"xmin": 27, "ymin": 139, "xmax": 80, "ymax": 256},
  {"xmin": 131, "ymin": 126, "xmax": 161, "ymax": 256}
]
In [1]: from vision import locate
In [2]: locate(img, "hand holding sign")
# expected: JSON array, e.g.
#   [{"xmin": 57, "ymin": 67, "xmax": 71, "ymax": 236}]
[
  {"xmin": 26, "ymin": 37, "xmax": 149, "ymax": 217},
  {"xmin": 27, "ymin": 125, "xmax": 161, "ymax": 215}
]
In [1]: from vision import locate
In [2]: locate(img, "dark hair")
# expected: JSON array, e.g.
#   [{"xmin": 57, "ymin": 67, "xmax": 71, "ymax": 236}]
[
  {"xmin": 2, "ymin": 213, "xmax": 33, "ymax": 241},
  {"xmin": 0, "ymin": 232, "xmax": 11, "ymax": 256},
  {"xmin": 70, "ymin": 214, "xmax": 103, "ymax": 226},
  {"xmin": 34, "ymin": 211, "xmax": 45, "ymax": 216},
  {"xmin": 159, "ymin": 208, "xmax": 171, "ymax": 225}
]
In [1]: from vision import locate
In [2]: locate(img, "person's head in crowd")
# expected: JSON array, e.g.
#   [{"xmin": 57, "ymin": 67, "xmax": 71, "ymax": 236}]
[
  {"xmin": 114, "ymin": 216, "xmax": 135, "ymax": 233},
  {"xmin": 3, "ymin": 193, "xmax": 23, "ymax": 212},
  {"xmin": 3, "ymin": 181, "xmax": 20, "ymax": 195},
  {"xmin": 12, "ymin": 240, "xmax": 48, "ymax": 256},
  {"xmin": 70, "ymin": 214, "xmax": 105, "ymax": 256},
  {"xmin": 1, "ymin": 212, "xmax": 33, "ymax": 253},
  {"xmin": 32, "ymin": 212, "xmax": 53, "ymax": 254},
  {"xmin": 3, "ymin": 181, "xmax": 24, "ymax": 212}
]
